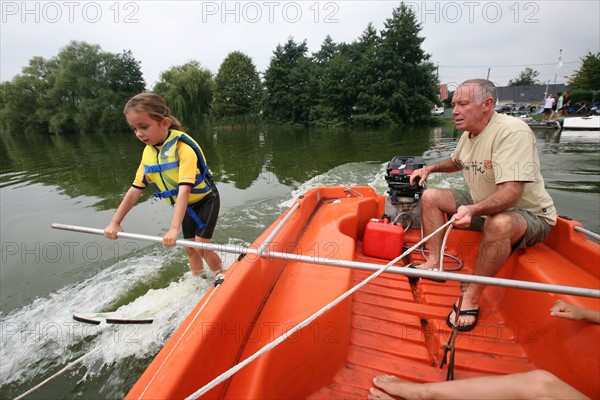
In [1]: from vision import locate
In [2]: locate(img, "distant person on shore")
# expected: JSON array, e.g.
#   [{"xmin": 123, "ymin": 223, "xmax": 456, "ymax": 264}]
[
  {"xmin": 562, "ymin": 91, "xmax": 571, "ymax": 116},
  {"xmin": 542, "ymin": 93, "xmax": 555, "ymax": 120},
  {"xmin": 550, "ymin": 92, "xmax": 564, "ymax": 120},
  {"xmin": 409, "ymin": 79, "xmax": 556, "ymax": 331},
  {"xmin": 368, "ymin": 300, "xmax": 597, "ymax": 400},
  {"xmin": 104, "ymin": 93, "xmax": 224, "ymax": 278}
]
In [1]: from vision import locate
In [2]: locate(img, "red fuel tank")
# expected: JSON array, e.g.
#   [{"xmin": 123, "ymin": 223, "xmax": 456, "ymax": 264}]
[{"xmin": 363, "ymin": 217, "xmax": 404, "ymax": 260}]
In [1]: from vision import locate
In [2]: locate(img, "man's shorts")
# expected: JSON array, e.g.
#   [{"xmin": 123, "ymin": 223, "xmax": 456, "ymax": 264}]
[
  {"xmin": 450, "ymin": 188, "xmax": 553, "ymax": 249},
  {"xmin": 182, "ymin": 187, "xmax": 220, "ymax": 239}
]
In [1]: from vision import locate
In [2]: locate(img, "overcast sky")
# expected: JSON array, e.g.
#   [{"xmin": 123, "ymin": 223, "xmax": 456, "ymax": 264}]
[{"xmin": 1, "ymin": 1, "xmax": 599, "ymax": 93}]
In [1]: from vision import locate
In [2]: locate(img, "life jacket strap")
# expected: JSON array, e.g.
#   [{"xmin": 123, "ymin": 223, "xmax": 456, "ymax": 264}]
[
  {"xmin": 186, "ymin": 206, "xmax": 206, "ymax": 229},
  {"xmin": 191, "ymin": 185, "xmax": 212, "ymax": 195},
  {"xmin": 153, "ymin": 188, "xmax": 179, "ymax": 199},
  {"xmin": 144, "ymin": 161, "xmax": 179, "ymax": 175}
]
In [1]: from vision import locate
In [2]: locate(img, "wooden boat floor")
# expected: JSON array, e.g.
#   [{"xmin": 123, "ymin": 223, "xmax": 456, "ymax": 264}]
[{"xmin": 308, "ymin": 243, "xmax": 537, "ymax": 399}]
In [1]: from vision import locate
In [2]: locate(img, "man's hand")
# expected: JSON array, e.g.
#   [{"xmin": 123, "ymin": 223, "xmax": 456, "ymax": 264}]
[
  {"xmin": 409, "ymin": 167, "xmax": 429, "ymax": 187},
  {"xmin": 452, "ymin": 205, "xmax": 473, "ymax": 228}
]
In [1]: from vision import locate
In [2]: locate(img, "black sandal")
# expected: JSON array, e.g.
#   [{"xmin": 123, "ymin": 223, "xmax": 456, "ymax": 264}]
[{"xmin": 446, "ymin": 304, "xmax": 479, "ymax": 331}]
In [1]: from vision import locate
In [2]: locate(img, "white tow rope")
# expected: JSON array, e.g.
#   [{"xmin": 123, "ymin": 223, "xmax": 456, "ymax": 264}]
[
  {"xmin": 14, "ymin": 350, "xmax": 97, "ymax": 400},
  {"xmin": 184, "ymin": 219, "xmax": 455, "ymax": 399}
]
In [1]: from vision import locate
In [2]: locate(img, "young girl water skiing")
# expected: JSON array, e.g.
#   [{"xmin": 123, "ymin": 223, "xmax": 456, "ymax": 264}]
[{"xmin": 104, "ymin": 93, "xmax": 224, "ymax": 277}]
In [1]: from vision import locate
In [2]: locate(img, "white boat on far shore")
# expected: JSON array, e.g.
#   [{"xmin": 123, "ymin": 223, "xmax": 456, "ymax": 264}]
[{"xmin": 562, "ymin": 115, "xmax": 600, "ymax": 130}]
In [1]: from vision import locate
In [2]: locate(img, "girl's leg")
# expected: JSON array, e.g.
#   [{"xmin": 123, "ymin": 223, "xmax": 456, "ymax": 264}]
[
  {"xmin": 196, "ymin": 236, "xmax": 224, "ymax": 274},
  {"xmin": 185, "ymin": 245, "xmax": 204, "ymax": 276}
]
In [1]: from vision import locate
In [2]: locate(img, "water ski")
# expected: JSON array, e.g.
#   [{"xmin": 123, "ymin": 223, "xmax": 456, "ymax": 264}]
[{"xmin": 73, "ymin": 312, "xmax": 154, "ymax": 325}]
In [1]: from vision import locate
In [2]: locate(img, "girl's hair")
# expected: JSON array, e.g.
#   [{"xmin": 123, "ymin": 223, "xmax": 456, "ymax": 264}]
[{"xmin": 124, "ymin": 93, "xmax": 184, "ymax": 131}]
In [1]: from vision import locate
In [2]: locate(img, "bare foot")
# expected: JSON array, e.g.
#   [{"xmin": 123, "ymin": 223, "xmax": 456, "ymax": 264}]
[
  {"xmin": 190, "ymin": 266, "xmax": 205, "ymax": 277},
  {"xmin": 371, "ymin": 375, "xmax": 420, "ymax": 400},
  {"xmin": 368, "ymin": 386, "xmax": 395, "ymax": 400},
  {"xmin": 409, "ymin": 260, "xmax": 439, "ymax": 271},
  {"xmin": 405, "ymin": 262, "xmax": 446, "ymax": 282}
]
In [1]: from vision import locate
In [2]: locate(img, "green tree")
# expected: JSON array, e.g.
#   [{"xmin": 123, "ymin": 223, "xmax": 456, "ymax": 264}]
[
  {"xmin": 262, "ymin": 38, "xmax": 315, "ymax": 125},
  {"xmin": 48, "ymin": 42, "xmax": 105, "ymax": 134},
  {"xmin": 212, "ymin": 51, "xmax": 262, "ymax": 124},
  {"xmin": 99, "ymin": 50, "xmax": 146, "ymax": 131},
  {"xmin": 262, "ymin": 4, "xmax": 438, "ymax": 128},
  {"xmin": 0, "ymin": 41, "xmax": 145, "ymax": 135},
  {"xmin": 375, "ymin": 3, "xmax": 438, "ymax": 124},
  {"xmin": 0, "ymin": 56, "xmax": 56, "ymax": 134},
  {"xmin": 508, "ymin": 67, "xmax": 540, "ymax": 86},
  {"xmin": 312, "ymin": 35, "xmax": 338, "ymax": 65},
  {"xmin": 568, "ymin": 52, "xmax": 600, "ymax": 91},
  {"xmin": 346, "ymin": 23, "xmax": 390, "ymax": 125},
  {"xmin": 153, "ymin": 61, "xmax": 213, "ymax": 129},
  {"xmin": 309, "ymin": 36, "xmax": 349, "ymax": 126}
]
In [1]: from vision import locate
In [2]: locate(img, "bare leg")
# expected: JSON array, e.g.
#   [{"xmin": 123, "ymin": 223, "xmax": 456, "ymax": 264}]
[
  {"xmin": 185, "ymin": 237, "xmax": 224, "ymax": 276},
  {"xmin": 196, "ymin": 236, "xmax": 224, "ymax": 274},
  {"xmin": 370, "ymin": 371, "xmax": 589, "ymax": 400},
  {"xmin": 417, "ymin": 188, "xmax": 457, "ymax": 271},
  {"xmin": 448, "ymin": 211, "xmax": 527, "ymax": 328}
]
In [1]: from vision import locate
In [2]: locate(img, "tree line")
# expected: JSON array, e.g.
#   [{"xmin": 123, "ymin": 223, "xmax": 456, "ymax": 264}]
[
  {"xmin": 0, "ymin": 42, "xmax": 146, "ymax": 135},
  {"xmin": 1, "ymin": 4, "xmax": 440, "ymax": 135},
  {"xmin": 508, "ymin": 53, "xmax": 600, "ymax": 91}
]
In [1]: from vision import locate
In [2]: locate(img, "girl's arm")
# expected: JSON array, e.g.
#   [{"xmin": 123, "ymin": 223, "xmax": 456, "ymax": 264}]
[
  {"xmin": 163, "ymin": 184, "xmax": 192, "ymax": 246},
  {"xmin": 104, "ymin": 186, "xmax": 144, "ymax": 239}
]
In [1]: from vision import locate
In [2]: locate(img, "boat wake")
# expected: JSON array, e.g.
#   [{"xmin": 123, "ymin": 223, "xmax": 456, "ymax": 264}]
[
  {"xmin": 0, "ymin": 246, "xmax": 237, "ymax": 395},
  {"xmin": 281, "ymin": 161, "xmax": 386, "ymax": 208}
]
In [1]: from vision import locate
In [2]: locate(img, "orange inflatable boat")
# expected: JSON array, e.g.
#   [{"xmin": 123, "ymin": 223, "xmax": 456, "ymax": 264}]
[{"xmin": 126, "ymin": 186, "xmax": 600, "ymax": 399}]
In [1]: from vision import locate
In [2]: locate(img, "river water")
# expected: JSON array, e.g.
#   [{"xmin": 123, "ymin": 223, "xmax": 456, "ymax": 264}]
[{"xmin": 1, "ymin": 124, "xmax": 598, "ymax": 399}]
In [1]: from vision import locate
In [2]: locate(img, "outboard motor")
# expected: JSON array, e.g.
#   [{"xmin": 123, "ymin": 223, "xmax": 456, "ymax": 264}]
[
  {"xmin": 363, "ymin": 156, "xmax": 427, "ymax": 260},
  {"xmin": 384, "ymin": 156, "xmax": 427, "ymax": 228}
]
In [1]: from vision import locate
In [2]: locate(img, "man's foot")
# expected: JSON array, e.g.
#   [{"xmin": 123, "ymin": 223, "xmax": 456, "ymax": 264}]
[
  {"xmin": 369, "ymin": 375, "xmax": 420, "ymax": 400},
  {"xmin": 447, "ymin": 303, "xmax": 480, "ymax": 331},
  {"xmin": 406, "ymin": 263, "xmax": 446, "ymax": 283}
]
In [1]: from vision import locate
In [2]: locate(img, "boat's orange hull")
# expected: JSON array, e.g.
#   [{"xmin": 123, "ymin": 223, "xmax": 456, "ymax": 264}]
[{"xmin": 127, "ymin": 186, "xmax": 600, "ymax": 399}]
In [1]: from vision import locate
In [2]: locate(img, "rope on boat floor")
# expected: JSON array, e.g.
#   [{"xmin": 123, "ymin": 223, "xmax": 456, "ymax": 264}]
[{"xmin": 183, "ymin": 219, "xmax": 456, "ymax": 399}]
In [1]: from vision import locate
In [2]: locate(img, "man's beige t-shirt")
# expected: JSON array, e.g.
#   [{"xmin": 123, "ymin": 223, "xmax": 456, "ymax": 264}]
[{"xmin": 451, "ymin": 112, "xmax": 557, "ymax": 225}]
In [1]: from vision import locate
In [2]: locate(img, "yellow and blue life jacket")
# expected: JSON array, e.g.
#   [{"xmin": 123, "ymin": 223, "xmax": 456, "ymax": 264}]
[{"xmin": 141, "ymin": 130, "xmax": 213, "ymax": 228}]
